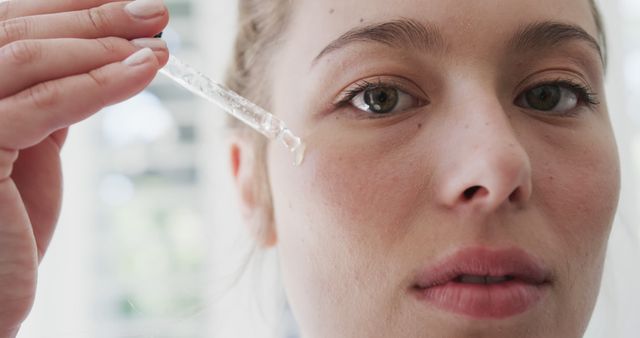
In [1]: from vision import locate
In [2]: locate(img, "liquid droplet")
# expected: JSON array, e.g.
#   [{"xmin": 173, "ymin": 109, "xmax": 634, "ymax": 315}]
[{"xmin": 279, "ymin": 129, "xmax": 306, "ymax": 166}]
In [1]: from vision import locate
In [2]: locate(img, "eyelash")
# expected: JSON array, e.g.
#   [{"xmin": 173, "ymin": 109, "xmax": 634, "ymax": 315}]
[
  {"xmin": 333, "ymin": 78, "xmax": 599, "ymax": 117},
  {"xmin": 522, "ymin": 78, "xmax": 600, "ymax": 108},
  {"xmin": 334, "ymin": 79, "xmax": 415, "ymax": 109}
]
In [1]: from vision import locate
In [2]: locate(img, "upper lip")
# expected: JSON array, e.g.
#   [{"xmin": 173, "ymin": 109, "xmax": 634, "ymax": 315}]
[{"xmin": 413, "ymin": 247, "xmax": 551, "ymax": 289}]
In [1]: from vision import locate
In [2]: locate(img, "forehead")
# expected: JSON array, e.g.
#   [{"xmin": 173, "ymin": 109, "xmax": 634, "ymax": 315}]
[{"xmin": 283, "ymin": 0, "xmax": 597, "ymax": 62}]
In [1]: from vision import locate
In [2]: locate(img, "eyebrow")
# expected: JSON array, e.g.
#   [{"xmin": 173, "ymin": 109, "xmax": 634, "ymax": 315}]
[
  {"xmin": 312, "ymin": 19, "xmax": 604, "ymax": 66},
  {"xmin": 509, "ymin": 21, "xmax": 604, "ymax": 63},
  {"xmin": 313, "ymin": 19, "xmax": 445, "ymax": 64}
]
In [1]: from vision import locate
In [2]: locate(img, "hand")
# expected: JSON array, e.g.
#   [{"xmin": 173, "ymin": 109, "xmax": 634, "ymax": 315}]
[{"xmin": 0, "ymin": 0, "xmax": 169, "ymax": 336}]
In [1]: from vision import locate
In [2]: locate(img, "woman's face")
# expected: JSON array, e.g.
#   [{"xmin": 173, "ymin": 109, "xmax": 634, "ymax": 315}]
[{"xmin": 255, "ymin": 0, "xmax": 619, "ymax": 337}]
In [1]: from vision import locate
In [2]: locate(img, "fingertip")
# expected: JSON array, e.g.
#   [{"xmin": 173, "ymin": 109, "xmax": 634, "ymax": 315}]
[
  {"xmin": 129, "ymin": 38, "xmax": 168, "ymax": 66},
  {"xmin": 122, "ymin": 47, "xmax": 157, "ymax": 67},
  {"xmin": 155, "ymin": 49, "xmax": 169, "ymax": 67}
]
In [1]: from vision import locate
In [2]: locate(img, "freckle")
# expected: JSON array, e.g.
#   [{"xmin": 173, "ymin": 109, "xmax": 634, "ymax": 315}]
[
  {"xmin": 417, "ymin": 123, "xmax": 422, "ymax": 129},
  {"xmin": 329, "ymin": 8, "xmax": 335, "ymax": 14},
  {"xmin": 360, "ymin": 18, "xmax": 364, "ymax": 23}
]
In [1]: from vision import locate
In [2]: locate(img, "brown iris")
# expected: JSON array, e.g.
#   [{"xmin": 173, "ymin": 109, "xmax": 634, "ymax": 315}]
[
  {"xmin": 525, "ymin": 85, "xmax": 561, "ymax": 111},
  {"xmin": 363, "ymin": 87, "xmax": 399, "ymax": 114}
]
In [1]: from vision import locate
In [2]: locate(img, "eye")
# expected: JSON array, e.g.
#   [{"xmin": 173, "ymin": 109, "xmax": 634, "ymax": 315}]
[
  {"xmin": 334, "ymin": 79, "xmax": 426, "ymax": 118},
  {"xmin": 515, "ymin": 81, "xmax": 598, "ymax": 115},
  {"xmin": 351, "ymin": 86, "xmax": 419, "ymax": 115}
]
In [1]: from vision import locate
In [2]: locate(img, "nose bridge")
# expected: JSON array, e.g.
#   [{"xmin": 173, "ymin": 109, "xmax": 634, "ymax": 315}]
[{"xmin": 436, "ymin": 89, "xmax": 532, "ymax": 211}]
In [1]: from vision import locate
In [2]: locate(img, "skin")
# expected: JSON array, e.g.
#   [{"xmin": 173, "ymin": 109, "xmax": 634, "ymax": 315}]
[
  {"xmin": 232, "ymin": 0, "xmax": 620, "ymax": 337},
  {"xmin": 0, "ymin": 0, "xmax": 619, "ymax": 337},
  {"xmin": 0, "ymin": 0, "xmax": 168, "ymax": 337}
]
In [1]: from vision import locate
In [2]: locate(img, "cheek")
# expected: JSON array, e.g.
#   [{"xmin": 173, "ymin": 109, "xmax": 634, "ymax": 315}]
[
  {"xmin": 534, "ymin": 128, "xmax": 619, "ymax": 250},
  {"xmin": 266, "ymin": 127, "xmax": 431, "ymax": 334},
  {"xmin": 286, "ymin": 128, "xmax": 430, "ymax": 248},
  {"xmin": 268, "ymin": 126, "xmax": 431, "ymax": 278},
  {"xmin": 529, "ymin": 122, "xmax": 619, "ymax": 317}
]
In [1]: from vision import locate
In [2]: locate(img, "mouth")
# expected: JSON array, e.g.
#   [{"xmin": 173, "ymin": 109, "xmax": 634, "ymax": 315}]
[
  {"xmin": 453, "ymin": 274, "xmax": 515, "ymax": 284},
  {"xmin": 410, "ymin": 247, "xmax": 552, "ymax": 319}
]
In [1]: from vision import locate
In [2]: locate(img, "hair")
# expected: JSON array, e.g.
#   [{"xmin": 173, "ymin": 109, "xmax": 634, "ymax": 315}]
[
  {"xmin": 589, "ymin": 0, "xmax": 607, "ymax": 65},
  {"xmin": 225, "ymin": 0, "xmax": 294, "ymax": 234},
  {"xmin": 225, "ymin": 0, "xmax": 607, "ymax": 230}
]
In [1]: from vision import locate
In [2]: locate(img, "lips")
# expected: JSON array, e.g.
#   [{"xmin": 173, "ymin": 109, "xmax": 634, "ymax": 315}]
[{"xmin": 411, "ymin": 247, "xmax": 552, "ymax": 319}]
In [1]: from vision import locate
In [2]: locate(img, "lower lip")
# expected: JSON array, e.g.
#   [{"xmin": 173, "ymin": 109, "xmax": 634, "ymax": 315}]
[{"xmin": 412, "ymin": 280, "xmax": 549, "ymax": 319}]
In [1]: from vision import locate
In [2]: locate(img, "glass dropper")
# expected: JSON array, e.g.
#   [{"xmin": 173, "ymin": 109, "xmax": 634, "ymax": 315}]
[{"xmin": 158, "ymin": 54, "xmax": 306, "ymax": 166}]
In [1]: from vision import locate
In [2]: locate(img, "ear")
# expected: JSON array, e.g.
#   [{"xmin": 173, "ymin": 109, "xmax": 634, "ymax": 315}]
[{"xmin": 229, "ymin": 136, "xmax": 277, "ymax": 248}]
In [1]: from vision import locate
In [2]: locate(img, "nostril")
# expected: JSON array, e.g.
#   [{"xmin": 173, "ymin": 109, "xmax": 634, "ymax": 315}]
[
  {"xmin": 508, "ymin": 187, "xmax": 523, "ymax": 202},
  {"xmin": 463, "ymin": 186, "xmax": 483, "ymax": 200}
]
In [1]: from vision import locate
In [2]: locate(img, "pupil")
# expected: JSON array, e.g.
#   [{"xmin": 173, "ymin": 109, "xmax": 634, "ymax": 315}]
[
  {"xmin": 364, "ymin": 87, "xmax": 399, "ymax": 114},
  {"xmin": 526, "ymin": 85, "xmax": 561, "ymax": 111}
]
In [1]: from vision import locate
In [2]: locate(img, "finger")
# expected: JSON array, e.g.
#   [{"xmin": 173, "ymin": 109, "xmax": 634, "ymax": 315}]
[
  {"xmin": 0, "ymin": 0, "xmax": 119, "ymax": 22},
  {"xmin": 0, "ymin": 48, "xmax": 160, "ymax": 150},
  {"xmin": 50, "ymin": 128, "xmax": 69, "ymax": 149},
  {"xmin": 0, "ymin": 37, "xmax": 168, "ymax": 97},
  {"xmin": 0, "ymin": 178, "xmax": 37, "ymax": 332},
  {"xmin": 0, "ymin": 0, "xmax": 167, "ymax": 46},
  {"xmin": 10, "ymin": 135, "xmax": 63, "ymax": 262}
]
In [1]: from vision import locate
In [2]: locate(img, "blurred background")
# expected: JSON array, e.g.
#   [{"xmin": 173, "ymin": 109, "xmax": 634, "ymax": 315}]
[{"xmin": 15, "ymin": 0, "xmax": 640, "ymax": 337}]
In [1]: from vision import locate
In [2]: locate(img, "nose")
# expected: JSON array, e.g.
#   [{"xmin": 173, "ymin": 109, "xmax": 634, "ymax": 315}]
[{"xmin": 436, "ymin": 101, "xmax": 532, "ymax": 212}]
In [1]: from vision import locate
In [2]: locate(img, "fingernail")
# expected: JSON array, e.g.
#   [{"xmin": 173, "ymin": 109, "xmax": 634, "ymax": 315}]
[
  {"xmin": 125, "ymin": 0, "xmax": 166, "ymax": 19},
  {"xmin": 123, "ymin": 48, "xmax": 155, "ymax": 66},
  {"xmin": 131, "ymin": 38, "xmax": 167, "ymax": 51}
]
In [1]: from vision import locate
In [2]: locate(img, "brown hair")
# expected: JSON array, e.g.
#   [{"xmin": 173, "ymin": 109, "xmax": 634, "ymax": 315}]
[{"xmin": 225, "ymin": 0, "xmax": 607, "ymax": 229}]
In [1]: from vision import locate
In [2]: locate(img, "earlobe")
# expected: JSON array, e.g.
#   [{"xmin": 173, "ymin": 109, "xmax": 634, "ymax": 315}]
[
  {"xmin": 231, "ymin": 143, "xmax": 256, "ymax": 209},
  {"xmin": 231, "ymin": 144, "xmax": 241, "ymax": 179},
  {"xmin": 229, "ymin": 138, "xmax": 277, "ymax": 248}
]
